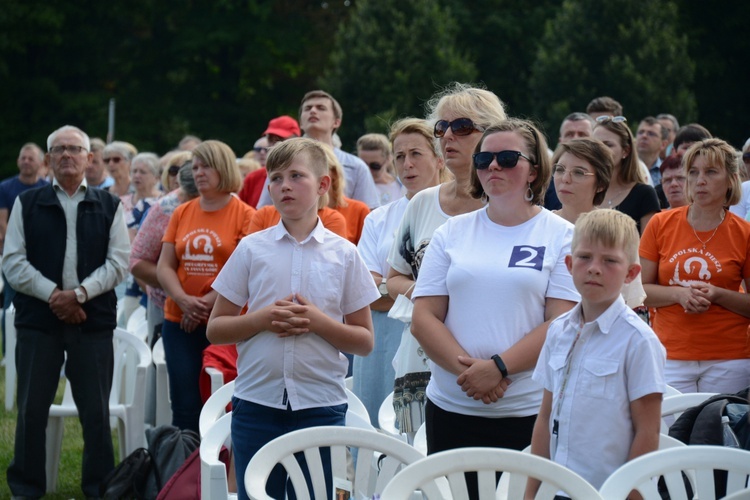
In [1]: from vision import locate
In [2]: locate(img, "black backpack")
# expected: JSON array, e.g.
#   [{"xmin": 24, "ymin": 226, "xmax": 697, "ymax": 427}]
[
  {"xmin": 100, "ymin": 425, "xmax": 200, "ymax": 500},
  {"xmin": 665, "ymin": 388, "xmax": 750, "ymax": 498}
]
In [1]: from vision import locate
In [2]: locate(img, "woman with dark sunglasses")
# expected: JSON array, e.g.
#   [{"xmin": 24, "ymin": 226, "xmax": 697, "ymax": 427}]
[
  {"xmin": 410, "ymin": 119, "xmax": 578, "ymax": 498},
  {"xmin": 385, "ymin": 83, "xmax": 505, "ymax": 439},
  {"xmin": 592, "ymin": 117, "xmax": 660, "ymax": 234}
]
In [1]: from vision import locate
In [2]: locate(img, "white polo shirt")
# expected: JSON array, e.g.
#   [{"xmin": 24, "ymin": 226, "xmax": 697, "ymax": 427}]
[
  {"xmin": 532, "ymin": 296, "xmax": 666, "ymax": 489},
  {"xmin": 212, "ymin": 219, "xmax": 380, "ymax": 410}
]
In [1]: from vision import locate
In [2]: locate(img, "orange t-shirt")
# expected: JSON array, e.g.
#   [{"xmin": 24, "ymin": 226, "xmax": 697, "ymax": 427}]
[
  {"xmin": 248, "ymin": 205, "xmax": 347, "ymax": 238},
  {"xmin": 334, "ymin": 197, "xmax": 370, "ymax": 244},
  {"xmin": 162, "ymin": 196, "xmax": 255, "ymax": 322},
  {"xmin": 639, "ymin": 206, "xmax": 750, "ymax": 360}
]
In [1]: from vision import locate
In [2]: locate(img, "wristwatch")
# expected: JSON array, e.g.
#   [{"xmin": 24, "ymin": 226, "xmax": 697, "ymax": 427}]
[
  {"xmin": 74, "ymin": 287, "xmax": 87, "ymax": 304},
  {"xmin": 378, "ymin": 279, "xmax": 389, "ymax": 297}
]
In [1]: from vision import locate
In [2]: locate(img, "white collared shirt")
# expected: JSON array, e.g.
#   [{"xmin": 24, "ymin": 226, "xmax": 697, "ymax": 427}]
[
  {"xmin": 532, "ymin": 296, "xmax": 666, "ymax": 489},
  {"xmin": 212, "ymin": 218, "xmax": 379, "ymax": 410},
  {"xmin": 3, "ymin": 177, "xmax": 129, "ymax": 301}
]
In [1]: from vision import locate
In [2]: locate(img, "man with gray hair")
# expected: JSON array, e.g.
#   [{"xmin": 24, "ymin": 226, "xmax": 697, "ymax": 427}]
[
  {"xmin": 559, "ymin": 112, "xmax": 595, "ymax": 143},
  {"xmin": 4, "ymin": 125, "xmax": 129, "ymax": 497}
]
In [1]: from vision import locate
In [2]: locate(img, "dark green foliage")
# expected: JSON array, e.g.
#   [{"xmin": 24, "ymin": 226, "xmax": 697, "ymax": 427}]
[
  {"xmin": 529, "ymin": 0, "xmax": 696, "ymax": 145},
  {"xmin": 320, "ymin": 0, "xmax": 476, "ymax": 149}
]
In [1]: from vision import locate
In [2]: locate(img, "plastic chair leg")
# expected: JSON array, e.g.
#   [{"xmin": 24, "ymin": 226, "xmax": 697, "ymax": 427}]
[{"xmin": 45, "ymin": 415, "xmax": 64, "ymax": 493}]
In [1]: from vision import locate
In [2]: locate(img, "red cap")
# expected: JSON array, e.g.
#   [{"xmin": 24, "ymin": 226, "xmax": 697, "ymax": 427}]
[{"xmin": 263, "ymin": 115, "xmax": 300, "ymax": 139}]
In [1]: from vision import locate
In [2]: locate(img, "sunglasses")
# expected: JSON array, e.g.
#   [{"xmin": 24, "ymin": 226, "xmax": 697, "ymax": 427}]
[
  {"xmin": 253, "ymin": 146, "xmax": 269, "ymax": 154},
  {"xmin": 367, "ymin": 162, "xmax": 383, "ymax": 171},
  {"xmin": 473, "ymin": 150, "xmax": 533, "ymax": 170},
  {"xmin": 168, "ymin": 165, "xmax": 180, "ymax": 176},
  {"xmin": 103, "ymin": 157, "xmax": 123, "ymax": 164},
  {"xmin": 595, "ymin": 115, "xmax": 627, "ymax": 124},
  {"xmin": 743, "ymin": 152, "xmax": 750, "ymax": 162},
  {"xmin": 434, "ymin": 118, "xmax": 485, "ymax": 138}
]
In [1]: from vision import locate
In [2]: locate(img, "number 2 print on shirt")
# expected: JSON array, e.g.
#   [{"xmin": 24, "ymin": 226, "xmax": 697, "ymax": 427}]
[{"xmin": 509, "ymin": 245, "xmax": 546, "ymax": 271}]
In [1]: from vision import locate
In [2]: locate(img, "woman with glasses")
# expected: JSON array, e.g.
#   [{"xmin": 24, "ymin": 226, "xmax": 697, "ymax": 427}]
[
  {"xmin": 385, "ymin": 83, "xmax": 505, "ymax": 438},
  {"xmin": 550, "ymin": 138, "xmax": 612, "ymax": 224},
  {"xmin": 157, "ymin": 140, "xmax": 255, "ymax": 432},
  {"xmin": 640, "ymin": 139, "xmax": 750, "ymax": 394},
  {"xmin": 552, "ymin": 138, "xmax": 648, "ymax": 314},
  {"xmin": 103, "ymin": 141, "xmax": 137, "ymax": 201},
  {"xmin": 411, "ymin": 119, "xmax": 578, "ymax": 496},
  {"xmin": 592, "ymin": 116, "xmax": 660, "ymax": 234}
]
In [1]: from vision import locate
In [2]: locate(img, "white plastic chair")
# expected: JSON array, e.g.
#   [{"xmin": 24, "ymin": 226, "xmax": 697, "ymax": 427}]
[
  {"xmin": 661, "ymin": 392, "xmax": 718, "ymax": 433},
  {"xmin": 497, "ymin": 434, "xmax": 686, "ymax": 499},
  {"xmin": 206, "ymin": 366, "xmax": 226, "ymax": 395},
  {"xmin": 200, "ymin": 412, "xmax": 237, "ymax": 500},
  {"xmin": 126, "ymin": 305, "xmax": 148, "ymax": 342},
  {"xmin": 665, "ymin": 384, "xmax": 682, "ymax": 397},
  {"xmin": 4, "ymin": 305, "xmax": 16, "ymax": 411},
  {"xmin": 724, "ymin": 488, "xmax": 750, "ymax": 500},
  {"xmin": 200, "ymin": 379, "xmax": 236, "ymax": 438},
  {"xmin": 378, "ymin": 391, "xmax": 400, "ymax": 438},
  {"xmin": 381, "ymin": 447, "xmax": 602, "ymax": 499},
  {"xmin": 45, "ymin": 327, "xmax": 152, "ymax": 492},
  {"xmin": 244, "ymin": 425, "xmax": 432, "ymax": 500},
  {"xmin": 152, "ymin": 337, "xmax": 172, "ymax": 427},
  {"xmin": 345, "ymin": 387, "xmax": 370, "ymax": 425},
  {"xmin": 199, "ymin": 380, "xmax": 374, "ymax": 438},
  {"xmin": 599, "ymin": 445, "xmax": 750, "ymax": 500}
]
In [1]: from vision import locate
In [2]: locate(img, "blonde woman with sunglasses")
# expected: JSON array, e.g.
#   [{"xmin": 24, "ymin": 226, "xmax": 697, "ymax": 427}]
[{"xmin": 386, "ymin": 83, "xmax": 505, "ymax": 438}]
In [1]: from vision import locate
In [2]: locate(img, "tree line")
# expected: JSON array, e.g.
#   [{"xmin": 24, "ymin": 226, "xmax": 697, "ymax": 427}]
[{"xmin": 1, "ymin": 0, "xmax": 747, "ymax": 177}]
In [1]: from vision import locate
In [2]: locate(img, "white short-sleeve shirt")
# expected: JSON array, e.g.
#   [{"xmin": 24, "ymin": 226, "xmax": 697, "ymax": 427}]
[
  {"xmin": 532, "ymin": 296, "xmax": 666, "ymax": 489},
  {"xmin": 212, "ymin": 219, "xmax": 380, "ymax": 410},
  {"xmin": 414, "ymin": 207, "xmax": 580, "ymax": 417}
]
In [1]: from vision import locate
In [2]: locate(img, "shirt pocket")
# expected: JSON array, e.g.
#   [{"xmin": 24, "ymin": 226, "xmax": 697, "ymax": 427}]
[
  {"xmin": 580, "ymin": 358, "xmax": 620, "ymax": 400},
  {"xmin": 307, "ymin": 262, "xmax": 343, "ymax": 314}
]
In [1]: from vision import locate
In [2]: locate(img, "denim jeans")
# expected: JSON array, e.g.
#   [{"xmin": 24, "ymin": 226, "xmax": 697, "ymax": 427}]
[
  {"xmin": 231, "ymin": 397, "xmax": 347, "ymax": 500},
  {"xmin": 160, "ymin": 319, "xmax": 210, "ymax": 433}
]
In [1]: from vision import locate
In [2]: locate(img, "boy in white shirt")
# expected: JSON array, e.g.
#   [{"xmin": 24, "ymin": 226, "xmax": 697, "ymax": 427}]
[
  {"xmin": 208, "ymin": 138, "xmax": 379, "ymax": 500},
  {"xmin": 527, "ymin": 209, "xmax": 665, "ymax": 497}
]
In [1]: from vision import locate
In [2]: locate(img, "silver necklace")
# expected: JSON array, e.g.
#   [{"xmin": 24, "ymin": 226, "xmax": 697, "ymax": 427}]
[{"xmin": 689, "ymin": 207, "xmax": 725, "ymax": 250}]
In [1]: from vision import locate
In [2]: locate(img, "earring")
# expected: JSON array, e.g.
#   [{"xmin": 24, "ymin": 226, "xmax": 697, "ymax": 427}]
[{"xmin": 524, "ymin": 183, "xmax": 534, "ymax": 202}]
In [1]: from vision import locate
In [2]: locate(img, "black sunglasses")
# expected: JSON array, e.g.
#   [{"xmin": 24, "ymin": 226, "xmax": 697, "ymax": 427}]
[
  {"xmin": 473, "ymin": 150, "xmax": 533, "ymax": 170},
  {"xmin": 434, "ymin": 118, "xmax": 485, "ymax": 138},
  {"xmin": 168, "ymin": 165, "xmax": 180, "ymax": 176}
]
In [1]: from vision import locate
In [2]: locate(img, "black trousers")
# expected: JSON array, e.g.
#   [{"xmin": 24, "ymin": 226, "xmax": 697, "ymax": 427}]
[
  {"xmin": 7, "ymin": 326, "xmax": 114, "ymax": 498},
  {"xmin": 425, "ymin": 398, "xmax": 537, "ymax": 500}
]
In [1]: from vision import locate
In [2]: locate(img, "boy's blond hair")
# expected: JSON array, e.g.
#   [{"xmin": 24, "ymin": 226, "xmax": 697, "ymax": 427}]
[
  {"xmin": 572, "ymin": 209, "xmax": 640, "ymax": 264},
  {"xmin": 266, "ymin": 138, "xmax": 328, "ymax": 177},
  {"xmin": 266, "ymin": 138, "xmax": 330, "ymax": 209}
]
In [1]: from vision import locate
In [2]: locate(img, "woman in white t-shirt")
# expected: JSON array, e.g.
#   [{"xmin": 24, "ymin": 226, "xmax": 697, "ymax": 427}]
[
  {"xmin": 353, "ymin": 118, "xmax": 447, "ymax": 423},
  {"xmin": 386, "ymin": 83, "xmax": 507, "ymax": 436},
  {"xmin": 411, "ymin": 120, "xmax": 579, "ymax": 488}
]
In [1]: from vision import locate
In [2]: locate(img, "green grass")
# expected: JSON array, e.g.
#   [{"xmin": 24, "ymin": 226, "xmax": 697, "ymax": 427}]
[{"xmin": 0, "ymin": 364, "xmax": 121, "ymax": 499}]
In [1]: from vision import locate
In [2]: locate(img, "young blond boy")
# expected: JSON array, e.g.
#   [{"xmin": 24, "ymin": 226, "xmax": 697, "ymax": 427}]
[
  {"xmin": 207, "ymin": 138, "xmax": 379, "ymax": 500},
  {"xmin": 527, "ymin": 209, "xmax": 666, "ymax": 496}
]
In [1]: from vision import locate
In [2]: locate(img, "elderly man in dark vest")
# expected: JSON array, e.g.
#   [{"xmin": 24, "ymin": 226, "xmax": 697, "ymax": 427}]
[{"xmin": 3, "ymin": 125, "xmax": 130, "ymax": 499}]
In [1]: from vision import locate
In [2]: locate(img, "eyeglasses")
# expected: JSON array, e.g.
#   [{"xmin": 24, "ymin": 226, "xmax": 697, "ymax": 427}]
[
  {"xmin": 553, "ymin": 164, "xmax": 597, "ymax": 181},
  {"xmin": 49, "ymin": 145, "xmax": 87, "ymax": 156},
  {"xmin": 434, "ymin": 118, "xmax": 485, "ymax": 138},
  {"xmin": 253, "ymin": 146, "xmax": 269, "ymax": 154},
  {"xmin": 103, "ymin": 157, "xmax": 123, "ymax": 164},
  {"xmin": 168, "ymin": 165, "xmax": 180, "ymax": 176},
  {"xmin": 473, "ymin": 150, "xmax": 533, "ymax": 170},
  {"xmin": 367, "ymin": 162, "xmax": 383, "ymax": 170},
  {"xmin": 595, "ymin": 115, "xmax": 627, "ymax": 124},
  {"xmin": 743, "ymin": 152, "xmax": 750, "ymax": 162}
]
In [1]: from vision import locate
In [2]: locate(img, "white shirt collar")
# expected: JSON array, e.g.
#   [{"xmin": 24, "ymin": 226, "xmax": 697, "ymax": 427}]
[
  {"xmin": 271, "ymin": 216, "xmax": 326, "ymax": 245},
  {"xmin": 561, "ymin": 295, "xmax": 628, "ymax": 335}
]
